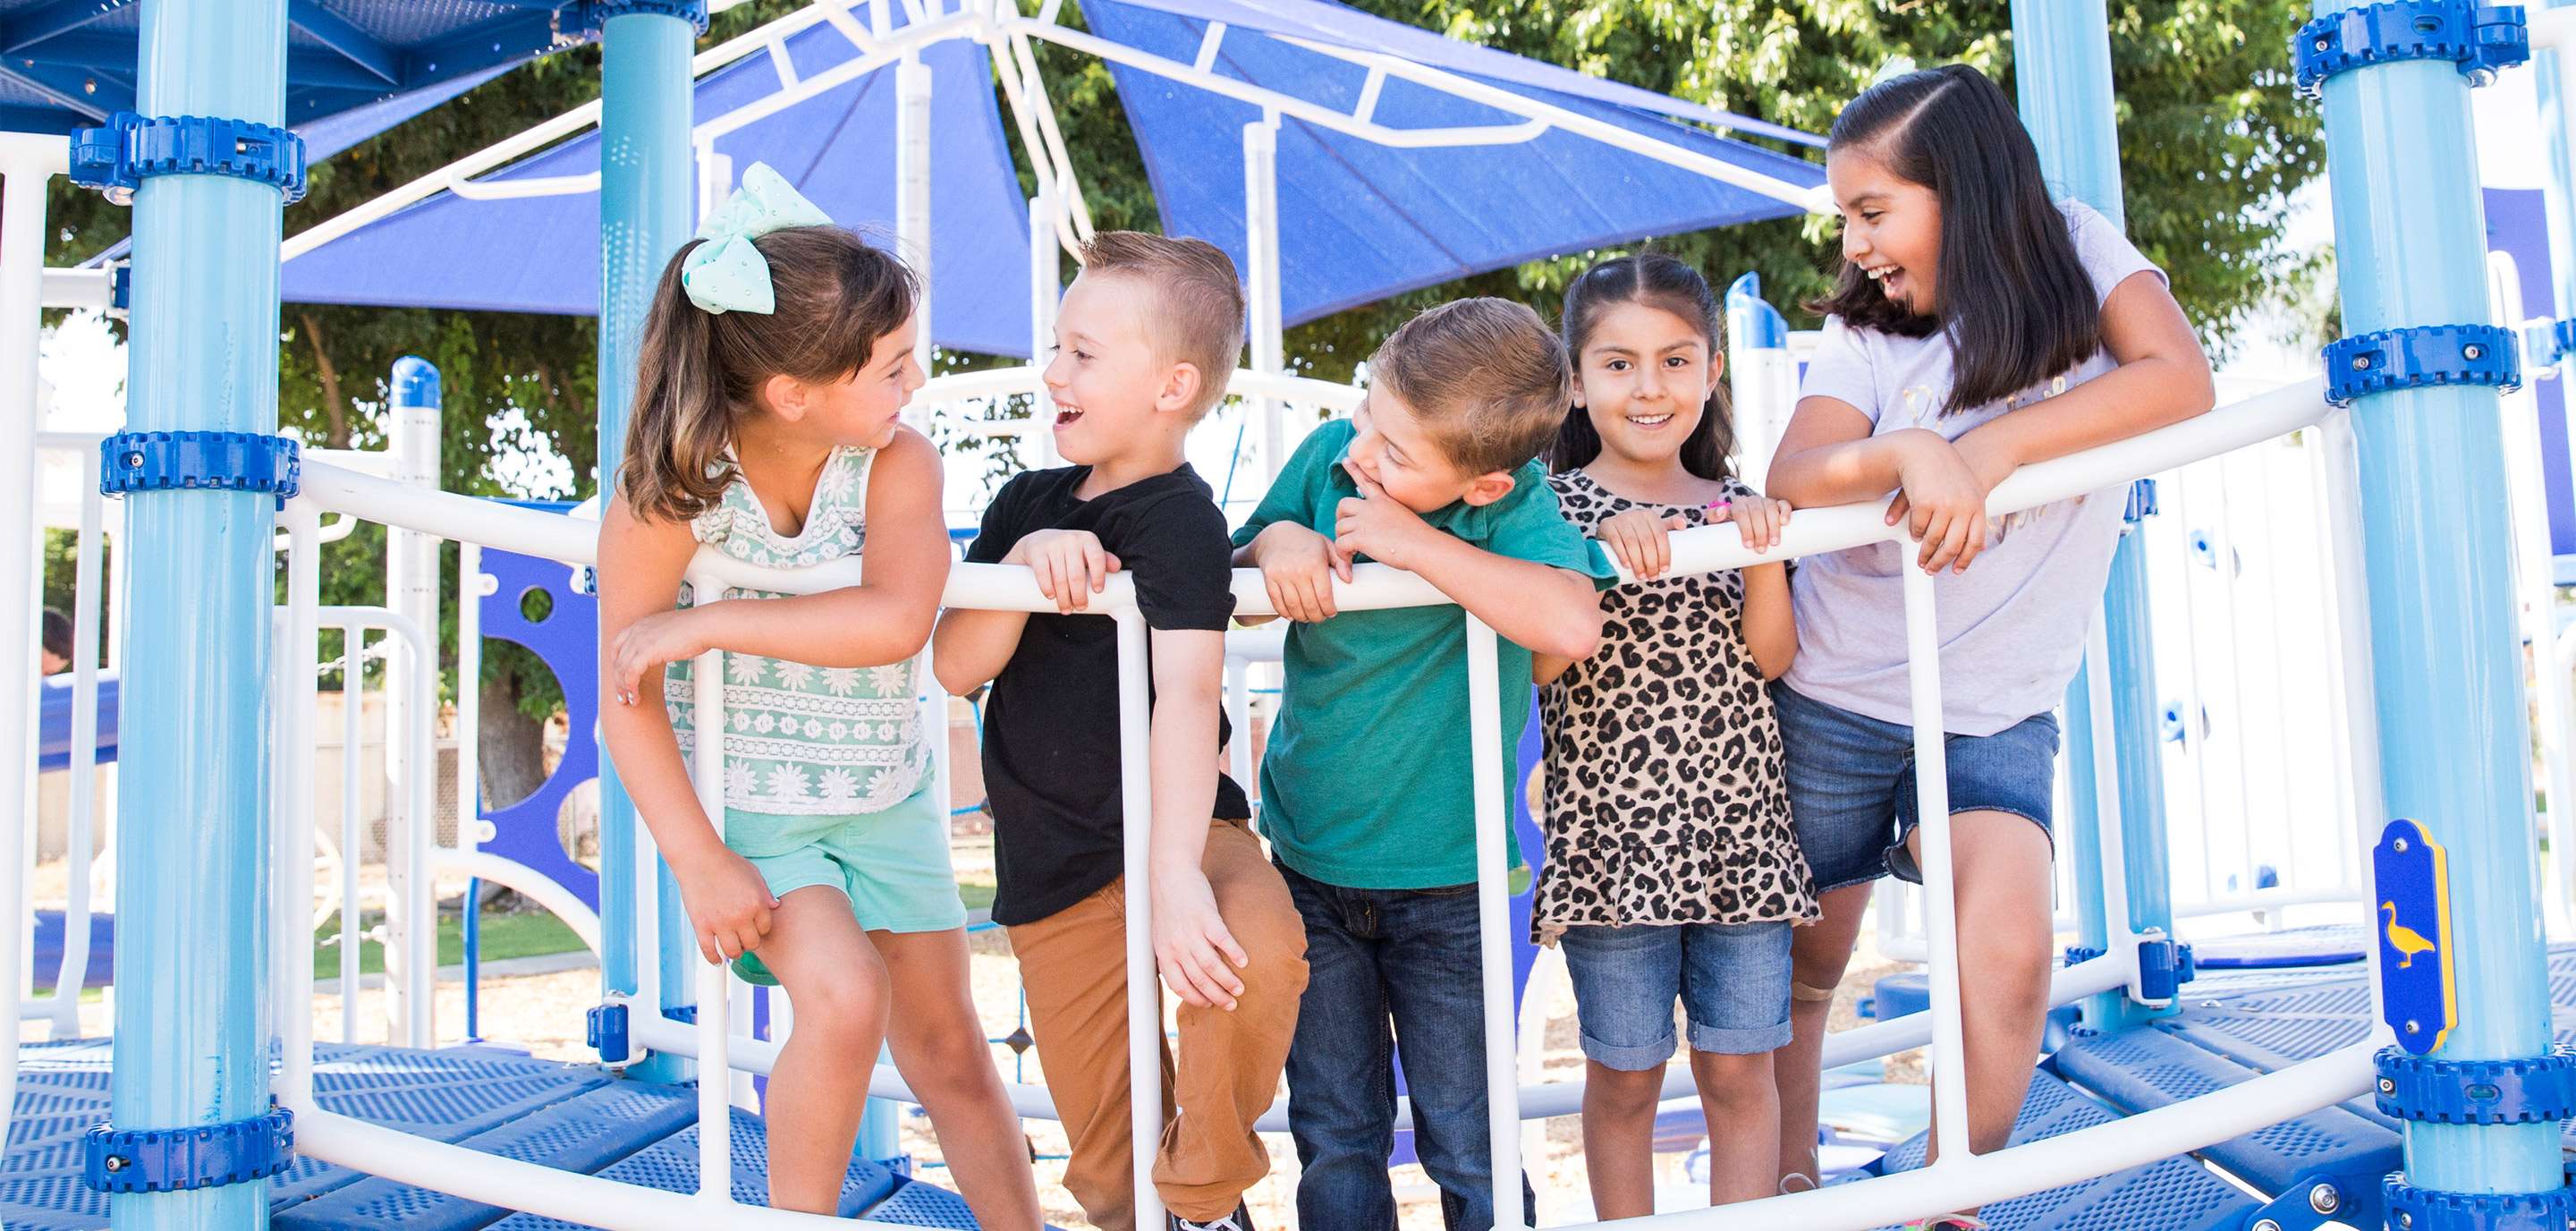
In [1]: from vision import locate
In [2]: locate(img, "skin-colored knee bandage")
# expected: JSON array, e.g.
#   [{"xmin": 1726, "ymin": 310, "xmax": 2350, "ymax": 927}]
[{"xmin": 1791, "ymin": 981, "xmax": 1839, "ymax": 1004}]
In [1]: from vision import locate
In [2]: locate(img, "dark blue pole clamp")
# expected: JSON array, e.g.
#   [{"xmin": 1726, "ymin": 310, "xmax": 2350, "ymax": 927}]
[
  {"xmin": 2136, "ymin": 938, "xmax": 2194, "ymax": 1002},
  {"xmin": 587, "ymin": 1001, "xmax": 631, "ymax": 1065},
  {"xmin": 2294, "ymin": 2, "xmax": 2531, "ymax": 98},
  {"xmin": 100, "ymin": 431, "xmax": 301, "ymax": 512},
  {"xmin": 2382, "ymin": 1176, "xmax": 2576, "ymax": 1231},
  {"xmin": 83, "ymin": 1105, "xmax": 293, "ymax": 1193},
  {"xmin": 2321, "ymin": 324, "xmax": 2521, "ymax": 406},
  {"xmin": 2375, "ymin": 1046, "xmax": 2576, "ymax": 1124},
  {"xmin": 68, "ymin": 112, "xmax": 308, "ymax": 206},
  {"xmin": 565, "ymin": 0, "xmax": 712, "ymax": 37},
  {"xmin": 2552, "ymin": 318, "xmax": 2576, "ymax": 366}
]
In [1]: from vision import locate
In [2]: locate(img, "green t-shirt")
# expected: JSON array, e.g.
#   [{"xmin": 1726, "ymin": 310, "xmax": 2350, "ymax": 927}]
[{"xmin": 1231, "ymin": 420, "xmax": 1617, "ymax": 889}]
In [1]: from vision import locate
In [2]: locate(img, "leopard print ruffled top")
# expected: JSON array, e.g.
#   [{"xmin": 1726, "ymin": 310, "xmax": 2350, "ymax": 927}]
[{"xmin": 1531, "ymin": 468, "xmax": 1818, "ymax": 944}]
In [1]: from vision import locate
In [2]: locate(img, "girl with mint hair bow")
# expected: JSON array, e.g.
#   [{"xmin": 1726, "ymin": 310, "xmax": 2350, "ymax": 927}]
[{"xmin": 596, "ymin": 163, "xmax": 1042, "ymax": 1224}]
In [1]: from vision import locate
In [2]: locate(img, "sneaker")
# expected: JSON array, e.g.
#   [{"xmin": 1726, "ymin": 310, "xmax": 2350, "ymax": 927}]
[
  {"xmin": 1901, "ymin": 1218, "xmax": 1988, "ymax": 1230},
  {"xmin": 1170, "ymin": 1205, "xmax": 1253, "ymax": 1231}
]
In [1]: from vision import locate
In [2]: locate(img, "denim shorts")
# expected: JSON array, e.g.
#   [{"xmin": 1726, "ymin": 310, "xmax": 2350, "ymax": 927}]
[
  {"xmin": 1558, "ymin": 921, "xmax": 1792, "ymax": 1067},
  {"xmin": 1771, "ymin": 683, "xmax": 2060, "ymax": 894}
]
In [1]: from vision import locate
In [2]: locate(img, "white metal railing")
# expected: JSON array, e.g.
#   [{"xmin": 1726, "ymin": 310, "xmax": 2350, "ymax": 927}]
[
  {"xmin": 260, "ymin": 372, "xmax": 2389, "ymax": 1229},
  {"xmin": 1874, "ymin": 419, "xmax": 2376, "ymax": 963},
  {"xmin": 17, "ymin": 431, "xmax": 116, "ymax": 1039}
]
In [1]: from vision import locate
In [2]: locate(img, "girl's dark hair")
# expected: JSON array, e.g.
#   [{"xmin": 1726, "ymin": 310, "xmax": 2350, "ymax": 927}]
[
  {"xmin": 1810, "ymin": 64, "xmax": 2100, "ymax": 416},
  {"xmin": 617, "ymin": 227, "xmax": 918, "ymax": 522},
  {"xmin": 1548, "ymin": 252, "xmax": 1734, "ymax": 481}
]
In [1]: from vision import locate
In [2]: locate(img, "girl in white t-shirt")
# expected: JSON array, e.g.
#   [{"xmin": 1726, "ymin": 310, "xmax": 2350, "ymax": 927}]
[{"xmin": 1762, "ymin": 64, "xmax": 2216, "ymax": 1227}]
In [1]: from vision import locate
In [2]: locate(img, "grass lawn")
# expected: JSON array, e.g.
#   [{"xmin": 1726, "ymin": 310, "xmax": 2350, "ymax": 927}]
[{"xmin": 311, "ymin": 878, "xmax": 999, "ymax": 978}]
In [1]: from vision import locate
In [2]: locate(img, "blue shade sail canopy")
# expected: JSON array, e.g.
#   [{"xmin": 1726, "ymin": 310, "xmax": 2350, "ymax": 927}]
[
  {"xmin": 278, "ymin": 11, "xmax": 1037, "ymax": 359},
  {"xmin": 265, "ymin": 0, "xmax": 1824, "ymax": 355},
  {"xmin": 0, "ymin": 0, "xmax": 601, "ymax": 133},
  {"xmin": 1075, "ymin": 0, "xmax": 1824, "ymax": 327}
]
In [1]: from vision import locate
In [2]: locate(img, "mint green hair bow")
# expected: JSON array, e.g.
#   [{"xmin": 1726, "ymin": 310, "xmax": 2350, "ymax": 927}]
[{"xmin": 681, "ymin": 162, "xmax": 833, "ymax": 315}]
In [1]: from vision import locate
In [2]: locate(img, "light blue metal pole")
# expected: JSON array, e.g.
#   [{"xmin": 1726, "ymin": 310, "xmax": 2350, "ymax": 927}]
[
  {"xmin": 594, "ymin": 4, "xmax": 699, "ymax": 1081},
  {"xmin": 2311, "ymin": 0, "xmax": 2562, "ymax": 1195},
  {"xmin": 111, "ymin": 1, "xmax": 288, "ymax": 1227},
  {"xmin": 2010, "ymin": 0, "xmax": 2179, "ymax": 1031}
]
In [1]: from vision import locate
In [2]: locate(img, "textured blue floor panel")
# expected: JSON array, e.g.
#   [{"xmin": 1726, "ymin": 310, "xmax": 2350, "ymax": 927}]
[
  {"xmin": 4, "ymin": 1043, "xmax": 983, "ymax": 1230},
  {"xmin": 483, "ymin": 1107, "xmax": 904, "ymax": 1228},
  {"xmin": 273, "ymin": 1081, "xmax": 699, "ymax": 1231},
  {"xmin": 865, "ymin": 1177, "xmax": 989, "ymax": 1227},
  {"xmin": 2054, "ymin": 1025, "xmax": 2399, "ymax": 1197},
  {"xmin": 1869, "ymin": 1070, "xmax": 2257, "ymax": 1231}
]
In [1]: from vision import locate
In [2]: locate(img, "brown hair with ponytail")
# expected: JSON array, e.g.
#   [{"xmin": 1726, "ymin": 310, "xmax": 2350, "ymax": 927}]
[{"xmin": 615, "ymin": 226, "xmax": 918, "ymax": 522}]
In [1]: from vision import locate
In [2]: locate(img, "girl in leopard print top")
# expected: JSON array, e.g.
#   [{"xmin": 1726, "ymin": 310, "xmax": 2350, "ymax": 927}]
[{"xmin": 1532, "ymin": 253, "xmax": 1818, "ymax": 1216}]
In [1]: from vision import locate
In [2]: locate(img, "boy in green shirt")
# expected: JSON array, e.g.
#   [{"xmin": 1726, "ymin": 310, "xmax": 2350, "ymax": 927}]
[{"xmin": 1232, "ymin": 297, "xmax": 1614, "ymax": 1228}]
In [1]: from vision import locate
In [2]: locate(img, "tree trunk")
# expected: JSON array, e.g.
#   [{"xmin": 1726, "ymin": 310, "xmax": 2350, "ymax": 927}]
[
  {"xmin": 472, "ymin": 670, "xmax": 557, "ymax": 908},
  {"xmin": 301, "ymin": 310, "xmax": 351, "ymax": 448},
  {"xmin": 477, "ymin": 671, "xmax": 550, "ymax": 814}
]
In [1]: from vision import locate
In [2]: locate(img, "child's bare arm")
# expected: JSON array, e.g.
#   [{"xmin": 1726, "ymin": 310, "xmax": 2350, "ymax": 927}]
[
  {"xmin": 1144, "ymin": 626, "xmax": 1248, "ymax": 1010},
  {"xmin": 1728, "ymin": 496, "xmax": 1796, "ymax": 678},
  {"xmin": 1741, "ymin": 563, "xmax": 1796, "ymax": 679},
  {"xmin": 932, "ymin": 606, "xmax": 1028, "ymax": 694},
  {"xmin": 1948, "ymin": 271, "xmax": 2215, "ymax": 475},
  {"xmin": 1331, "ymin": 471, "xmax": 1600, "ymax": 659},
  {"xmin": 596, "ymin": 499, "xmax": 776, "ymax": 964},
  {"xmin": 1403, "ymin": 534, "xmax": 1602, "ymax": 660},
  {"xmin": 1765, "ymin": 397, "xmax": 1945, "ymax": 508},
  {"xmin": 1237, "ymin": 521, "xmax": 1347, "ymax": 624},
  {"xmin": 1533, "ymin": 652, "xmax": 1576, "ymax": 685}
]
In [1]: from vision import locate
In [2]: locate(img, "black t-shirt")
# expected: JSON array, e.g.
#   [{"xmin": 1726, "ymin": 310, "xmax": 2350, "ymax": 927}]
[{"xmin": 965, "ymin": 463, "xmax": 1250, "ymax": 926}]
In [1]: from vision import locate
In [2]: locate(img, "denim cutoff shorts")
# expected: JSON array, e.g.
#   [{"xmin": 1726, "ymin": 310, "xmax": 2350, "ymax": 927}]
[
  {"xmin": 1770, "ymin": 682, "xmax": 2060, "ymax": 894},
  {"xmin": 1558, "ymin": 921, "xmax": 1793, "ymax": 1068}
]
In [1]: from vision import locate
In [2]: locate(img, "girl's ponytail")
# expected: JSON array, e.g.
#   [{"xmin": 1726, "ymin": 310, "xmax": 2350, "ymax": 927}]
[
  {"xmin": 619, "ymin": 240, "xmax": 742, "ymax": 523},
  {"xmin": 614, "ymin": 225, "xmax": 919, "ymax": 523}
]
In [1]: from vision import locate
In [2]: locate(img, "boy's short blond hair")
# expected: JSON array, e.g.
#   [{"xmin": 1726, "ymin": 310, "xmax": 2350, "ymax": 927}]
[
  {"xmin": 1078, "ymin": 231, "xmax": 1246, "ymax": 418},
  {"xmin": 1369, "ymin": 298, "xmax": 1572, "ymax": 477}
]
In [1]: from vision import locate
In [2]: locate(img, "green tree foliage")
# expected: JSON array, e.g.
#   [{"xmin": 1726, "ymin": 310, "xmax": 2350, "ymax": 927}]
[
  {"xmin": 1027, "ymin": 0, "xmax": 2321, "ymax": 379},
  {"xmin": 32, "ymin": 1, "xmax": 2321, "ymax": 763}
]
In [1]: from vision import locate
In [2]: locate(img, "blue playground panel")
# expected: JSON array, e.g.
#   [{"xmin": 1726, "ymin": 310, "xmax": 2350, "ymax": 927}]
[
  {"xmin": 35, "ymin": 673, "xmax": 117, "ymax": 772},
  {"xmin": 25, "ymin": 911, "xmax": 111, "ymax": 989},
  {"xmin": 2, "ymin": 1040, "xmax": 992, "ymax": 1230}
]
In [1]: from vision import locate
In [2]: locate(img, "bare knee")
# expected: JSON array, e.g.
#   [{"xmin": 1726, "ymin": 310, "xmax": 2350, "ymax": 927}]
[
  {"xmin": 788, "ymin": 972, "xmax": 889, "ymax": 1047},
  {"xmin": 1692, "ymin": 1050, "xmax": 1775, "ymax": 1110},
  {"xmin": 1588, "ymin": 1063, "xmax": 1668, "ymax": 1117}
]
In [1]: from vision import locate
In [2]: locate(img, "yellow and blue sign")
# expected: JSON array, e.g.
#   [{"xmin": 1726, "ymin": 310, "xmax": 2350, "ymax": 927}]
[{"xmin": 2373, "ymin": 818, "xmax": 2456, "ymax": 1056}]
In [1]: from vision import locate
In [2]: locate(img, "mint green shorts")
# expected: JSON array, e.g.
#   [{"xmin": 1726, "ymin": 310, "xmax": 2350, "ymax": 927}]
[{"xmin": 726, "ymin": 785, "xmax": 967, "ymax": 987}]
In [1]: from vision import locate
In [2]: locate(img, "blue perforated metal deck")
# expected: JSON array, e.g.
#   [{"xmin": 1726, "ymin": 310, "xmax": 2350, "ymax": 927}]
[
  {"xmin": 1868, "ymin": 1068, "xmax": 2260, "ymax": 1231},
  {"xmin": 1858, "ymin": 940, "xmax": 2576, "ymax": 1228},
  {"xmin": 3, "ymin": 1041, "xmax": 985, "ymax": 1229}
]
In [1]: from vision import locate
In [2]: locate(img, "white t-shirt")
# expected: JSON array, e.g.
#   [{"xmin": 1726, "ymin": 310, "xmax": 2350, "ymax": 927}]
[{"xmin": 1784, "ymin": 199, "xmax": 2162, "ymax": 736}]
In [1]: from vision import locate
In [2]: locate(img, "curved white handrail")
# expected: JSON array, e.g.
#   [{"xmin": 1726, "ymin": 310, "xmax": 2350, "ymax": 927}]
[
  {"xmin": 273, "ymin": 372, "xmax": 2354, "ymax": 1230},
  {"xmin": 432, "ymin": 849, "xmax": 606, "ymax": 956},
  {"xmin": 293, "ymin": 376, "xmax": 2332, "ymax": 614}
]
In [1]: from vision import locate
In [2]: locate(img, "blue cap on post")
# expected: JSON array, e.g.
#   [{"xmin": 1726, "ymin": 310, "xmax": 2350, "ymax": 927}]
[
  {"xmin": 391, "ymin": 356, "xmax": 442, "ymax": 410},
  {"xmin": 1724, "ymin": 272, "xmax": 1789, "ymax": 350}
]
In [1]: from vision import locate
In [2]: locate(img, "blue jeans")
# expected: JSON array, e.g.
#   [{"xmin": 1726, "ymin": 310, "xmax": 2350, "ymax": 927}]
[{"xmin": 1277, "ymin": 862, "xmax": 1537, "ymax": 1231}]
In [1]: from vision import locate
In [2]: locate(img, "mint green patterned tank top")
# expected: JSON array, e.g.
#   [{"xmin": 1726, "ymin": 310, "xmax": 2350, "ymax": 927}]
[{"xmin": 663, "ymin": 446, "xmax": 934, "ymax": 832}]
